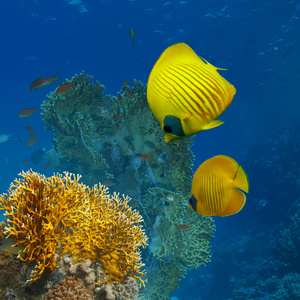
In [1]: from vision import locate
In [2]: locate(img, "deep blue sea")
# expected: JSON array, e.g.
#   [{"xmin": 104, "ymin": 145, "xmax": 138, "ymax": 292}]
[{"xmin": 0, "ymin": 0, "xmax": 299, "ymax": 299}]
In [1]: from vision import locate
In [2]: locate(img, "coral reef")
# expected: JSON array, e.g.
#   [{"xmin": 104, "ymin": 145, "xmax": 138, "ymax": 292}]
[
  {"xmin": 0, "ymin": 170, "xmax": 147, "ymax": 296},
  {"xmin": 46, "ymin": 276, "xmax": 93, "ymax": 300},
  {"xmin": 40, "ymin": 73, "xmax": 216, "ymax": 299}
]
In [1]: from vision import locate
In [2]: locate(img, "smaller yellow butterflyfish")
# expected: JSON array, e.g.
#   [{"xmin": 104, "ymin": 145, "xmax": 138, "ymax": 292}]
[
  {"xmin": 189, "ymin": 155, "xmax": 249, "ymax": 217},
  {"xmin": 147, "ymin": 43, "xmax": 236, "ymax": 142}
]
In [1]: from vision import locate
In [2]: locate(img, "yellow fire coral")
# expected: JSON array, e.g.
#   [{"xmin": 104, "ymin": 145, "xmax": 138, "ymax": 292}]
[
  {"xmin": 0, "ymin": 170, "xmax": 147, "ymax": 285},
  {"xmin": 61, "ymin": 183, "xmax": 147, "ymax": 286}
]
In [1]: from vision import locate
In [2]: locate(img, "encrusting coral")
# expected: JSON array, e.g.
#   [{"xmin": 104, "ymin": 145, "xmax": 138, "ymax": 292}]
[
  {"xmin": 46, "ymin": 276, "xmax": 93, "ymax": 300},
  {"xmin": 0, "ymin": 170, "xmax": 147, "ymax": 287}
]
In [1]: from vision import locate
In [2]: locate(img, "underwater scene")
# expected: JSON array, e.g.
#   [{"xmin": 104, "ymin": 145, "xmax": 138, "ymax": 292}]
[{"xmin": 0, "ymin": 0, "xmax": 299, "ymax": 299}]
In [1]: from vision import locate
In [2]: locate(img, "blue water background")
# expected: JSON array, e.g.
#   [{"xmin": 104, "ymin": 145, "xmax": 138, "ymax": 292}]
[{"xmin": 0, "ymin": 0, "xmax": 299, "ymax": 299}]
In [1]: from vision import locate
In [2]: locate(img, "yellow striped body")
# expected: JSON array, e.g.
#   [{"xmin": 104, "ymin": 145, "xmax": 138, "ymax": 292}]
[
  {"xmin": 189, "ymin": 155, "xmax": 249, "ymax": 217},
  {"xmin": 147, "ymin": 43, "xmax": 236, "ymax": 142}
]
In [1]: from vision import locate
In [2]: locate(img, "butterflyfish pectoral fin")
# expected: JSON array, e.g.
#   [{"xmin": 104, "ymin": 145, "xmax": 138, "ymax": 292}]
[
  {"xmin": 220, "ymin": 189, "xmax": 246, "ymax": 216},
  {"xmin": 203, "ymin": 120, "xmax": 224, "ymax": 130}
]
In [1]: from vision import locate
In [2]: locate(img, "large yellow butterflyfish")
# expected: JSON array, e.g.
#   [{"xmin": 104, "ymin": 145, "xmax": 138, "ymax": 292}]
[
  {"xmin": 189, "ymin": 155, "xmax": 249, "ymax": 217},
  {"xmin": 147, "ymin": 43, "xmax": 236, "ymax": 142}
]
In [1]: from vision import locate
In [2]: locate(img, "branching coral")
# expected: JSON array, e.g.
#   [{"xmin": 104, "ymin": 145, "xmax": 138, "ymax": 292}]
[
  {"xmin": 41, "ymin": 73, "xmax": 215, "ymax": 299},
  {"xmin": 0, "ymin": 170, "xmax": 147, "ymax": 286},
  {"xmin": 61, "ymin": 184, "xmax": 147, "ymax": 286},
  {"xmin": 41, "ymin": 72, "xmax": 113, "ymax": 181}
]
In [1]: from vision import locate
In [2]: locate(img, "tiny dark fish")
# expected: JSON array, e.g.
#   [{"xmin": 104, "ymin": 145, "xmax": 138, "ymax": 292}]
[
  {"xmin": 25, "ymin": 125, "xmax": 37, "ymax": 136},
  {"xmin": 128, "ymin": 28, "xmax": 136, "ymax": 44}
]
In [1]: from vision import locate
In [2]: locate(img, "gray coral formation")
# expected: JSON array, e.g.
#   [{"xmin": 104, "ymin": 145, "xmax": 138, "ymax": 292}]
[{"xmin": 41, "ymin": 72, "xmax": 216, "ymax": 299}]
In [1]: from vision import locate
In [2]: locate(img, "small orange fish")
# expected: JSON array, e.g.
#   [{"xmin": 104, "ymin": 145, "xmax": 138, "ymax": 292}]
[
  {"xmin": 28, "ymin": 78, "xmax": 46, "ymax": 91},
  {"xmin": 140, "ymin": 154, "xmax": 151, "ymax": 161},
  {"xmin": 70, "ymin": 150, "xmax": 82, "ymax": 157},
  {"xmin": 113, "ymin": 114, "xmax": 121, "ymax": 122},
  {"xmin": 21, "ymin": 159, "xmax": 31, "ymax": 164},
  {"xmin": 117, "ymin": 95, "xmax": 123, "ymax": 101},
  {"xmin": 128, "ymin": 28, "xmax": 136, "ymax": 44},
  {"xmin": 25, "ymin": 125, "xmax": 37, "ymax": 136},
  {"xmin": 44, "ymin": 160, "xmax": 52, "ymax": 171},
  {"xmin": 45, "ymin": 75, "xmax": 60, "ymax": 85},
  {"xmin": 126, "ymin": 89, "xmax": 134, "ymax": 98},
  {"xmin": 18, "ymin": 107, "xmax": 37, "ymax": 118},
  {"xmin": 56, "ymin": 83, "xmax": 74, "ymax": 95},
  {"xmin": 123, "ymin": 80, "xmax": 129, "ymax": 86},
  {"xmin": 159, "ymin": 245, "xmax": 165, "ymax": 255},
  {"xmin": 130, "ymin": 202, "xmax": 139, "ymax": 208},
  {"xmin": 26, "ymin": 137, "xmax": 38, "ymax": 147},
  {"xmin": 103, "ymin": 180, "xmax": 116, "ymax": 187},
  {"xmin": 176, "ymin": 225, "xmax": 190, "ymax": 230}
]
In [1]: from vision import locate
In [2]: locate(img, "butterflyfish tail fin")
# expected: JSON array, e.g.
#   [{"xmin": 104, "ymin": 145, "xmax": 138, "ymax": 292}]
[
  {"xmin": 220, "ymin": 189, "xmax": 246, "ymax": 217},
  {"xmin": 234, "ymin": 165, "xmax": 249, "ymax": 193}
]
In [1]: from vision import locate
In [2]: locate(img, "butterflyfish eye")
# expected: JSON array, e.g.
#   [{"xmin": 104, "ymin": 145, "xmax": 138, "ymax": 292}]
[
  {"xmin": 189, "ymin": 195, "xmax": 197, "ymax": 212},
  {"xmin": 163, "ymin": 116, "xmax": 185, "ymax": 137}
]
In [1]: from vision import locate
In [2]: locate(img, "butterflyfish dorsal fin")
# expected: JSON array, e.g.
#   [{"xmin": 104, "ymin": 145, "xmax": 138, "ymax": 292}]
[
  {"xmin": 154, "ymin": 43, "xmax": 208, "ymax": 70},
  {"xmin": 203, "ymin": 155, "xmax": 239, "ymax": 178}
]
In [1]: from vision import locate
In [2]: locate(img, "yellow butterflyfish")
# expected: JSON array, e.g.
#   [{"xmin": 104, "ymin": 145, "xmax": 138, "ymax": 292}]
[
  {"xmin": 189, "ymin": 155, "xmax": 249, "ymax": 217},
  {"xmin": 147, "ymin": 43, "xmax": 236, "ymax": 142}
]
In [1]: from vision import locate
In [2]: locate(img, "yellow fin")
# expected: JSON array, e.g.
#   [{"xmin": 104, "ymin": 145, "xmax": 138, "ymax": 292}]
[
  {"xmin": 234, "ymin": 165, "xmax": 249, "ymax": 193},
  {"xmin": 220, "ymin": 189, "xmax": 246, "ymax": 216},
  {"xmin": 203, "ymin": 155, "xmax": 249, "ymax": 193},
  {"xmin": 202, "ymin": 120, "xmax": 224, "ymax": 130},
  {"xmin": 152, "ymin": 43, "xmax": 208, "ymax": 73},
  {"xmin": 203, "ymin": 155, "xmax": 239, "ymax": 179}
]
